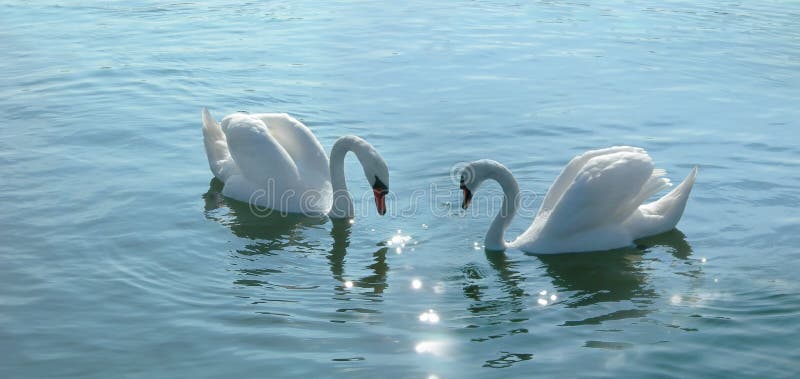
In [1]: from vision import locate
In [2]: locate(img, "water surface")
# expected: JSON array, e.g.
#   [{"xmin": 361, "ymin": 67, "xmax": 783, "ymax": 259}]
[{"xmin": 2, "ymin": 1, "xmax": 800, "ymax": 378}]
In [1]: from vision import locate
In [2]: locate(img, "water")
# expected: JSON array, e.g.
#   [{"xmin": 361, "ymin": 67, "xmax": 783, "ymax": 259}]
[{"xmin": 2, "ymin": 1, "xmax": 799, "ymax": 378}]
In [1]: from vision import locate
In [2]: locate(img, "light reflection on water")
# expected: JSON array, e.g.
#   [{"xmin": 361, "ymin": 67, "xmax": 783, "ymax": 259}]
[
  {"xmin": 3, "ymin": 1, "xmax": 799, "ymax": 378},
  {"xmin": 419, "ymin": 309, "xmax": 441, "ymax": 324},
  {"xmin": 203, "ymin": 182, "xmax": 393, "ymax": 321},
  {"xmin": 197, "ymin": 134, "xmax": 742, "ymax": 375},
  {"xmin": 385, "ymin": 230, "xmax": 414, "ymax": 254},
  {"xmin": 415, "ymin": 340, "xmax": 449, "ymax": 356}
]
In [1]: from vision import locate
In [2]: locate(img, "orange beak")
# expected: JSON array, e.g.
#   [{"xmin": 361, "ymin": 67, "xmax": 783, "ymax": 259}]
[{"xmin": 373, "ymin": 187, "xmax": 387, "ymax": 215}]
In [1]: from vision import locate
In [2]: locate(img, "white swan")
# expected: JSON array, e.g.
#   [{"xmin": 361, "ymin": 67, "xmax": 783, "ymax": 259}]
[
  {"xmin": 202, "ymin": 108, "xmax": 388, "ymax": 218},
  {"xmin": 458, "ymin": 146, "xmax": 697, "ymax": 254}
]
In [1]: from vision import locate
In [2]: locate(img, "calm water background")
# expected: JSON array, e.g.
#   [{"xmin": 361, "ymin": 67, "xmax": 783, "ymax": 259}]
[{"xmin": 2, "ymin": 1, "xmax": 799, "ymax": 378}]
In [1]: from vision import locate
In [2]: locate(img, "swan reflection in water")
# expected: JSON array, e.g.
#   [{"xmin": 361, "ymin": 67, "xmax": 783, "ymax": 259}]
[
  {"xmin": 462, "ymin": 229, "xmax": 695, "ymax": 323},
  {"xmin": 534, "ymin": 229, "xmax": 696, "ymax": 326},
  {"xmin": 533, "ymin": 229, "xmax": 693, "ymax": 305},
  {"xmin": 203, "ymin": 179, "xmax": 328, "ymax": 254},
  {"xmin": 457, "ymin": 231, "xmax": 693, "ymax": 367},
  {"xmin": 329, "ymin": 219, "xmax": 389, "ymax": 295},
  {"xmin": 461, "ymin": 251, "xmax": 527, "ymax": 315},
  {"xmin": 204, "ymin": 179, "xmax": 389, "ymax": 297}
]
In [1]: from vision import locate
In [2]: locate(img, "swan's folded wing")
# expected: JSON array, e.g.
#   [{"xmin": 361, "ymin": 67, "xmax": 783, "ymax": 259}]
[
  {"xmin": 222, "ymin": 114, "xmax": 300, "ymax": 186},
  {"xmin": 542, "ymin": 151, "xmax": 654, "ymax": 237},
  {"xmin": 538, "ymin": 146, "xmax": 645, "ymax": 216},
  {"xmin": 253, "ymin": 113, "xmax": 330, "ymax": 187}
]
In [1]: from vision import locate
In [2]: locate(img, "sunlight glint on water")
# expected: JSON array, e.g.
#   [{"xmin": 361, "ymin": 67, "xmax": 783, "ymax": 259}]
[{"xmin": 1, "ymin": 1, "xmax": 799, "ymax": 378}]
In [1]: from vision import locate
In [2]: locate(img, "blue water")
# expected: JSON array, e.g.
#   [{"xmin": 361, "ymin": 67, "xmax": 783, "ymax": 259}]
[{"xmin": 2, "ymin": 1, "xmax": 800, "ymax": 378}]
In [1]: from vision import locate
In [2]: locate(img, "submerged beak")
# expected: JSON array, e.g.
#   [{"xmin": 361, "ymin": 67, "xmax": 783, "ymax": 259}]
[{"xmin": 373, "ymin": 187, "xmax": 387, "ymax": 216}]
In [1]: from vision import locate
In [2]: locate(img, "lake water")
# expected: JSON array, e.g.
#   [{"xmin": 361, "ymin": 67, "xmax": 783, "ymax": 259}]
[{"xmin": 2, "ymin": 1, "xmax": 799, "ymax": 378}]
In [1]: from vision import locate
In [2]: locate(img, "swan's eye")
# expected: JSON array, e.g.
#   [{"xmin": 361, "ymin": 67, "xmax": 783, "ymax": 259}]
[{"xmin": 459, "ymin": 175, "xmax": 467, "ymax": 189}]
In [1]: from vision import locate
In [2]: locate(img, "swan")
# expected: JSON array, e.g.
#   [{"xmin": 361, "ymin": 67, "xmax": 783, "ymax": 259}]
[
  {"xmin": 201, "ymin": 108, "xmax": 388, "ymax": 218},
  {"xmin": 457, "ymin": 146, "xmax": 697, "ymax": 254}
]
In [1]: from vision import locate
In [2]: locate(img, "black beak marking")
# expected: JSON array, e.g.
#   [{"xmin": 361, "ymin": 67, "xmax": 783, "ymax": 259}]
[{"xmin": 460, "ymin": 176, "xmax": 472, "ymax": 209}]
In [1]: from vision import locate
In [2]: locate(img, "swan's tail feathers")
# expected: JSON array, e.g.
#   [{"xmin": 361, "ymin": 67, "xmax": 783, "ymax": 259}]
[
  {"xmin": 633, "ymin": 168, "xmax": 673, "ymax": 207},
  {"xmin": 638, "ymin": 166, "xmax": 698, "ymax": 234},
  {"xmin": 202, "ymin": 108, "xmax": 235, "ymax": 182}
]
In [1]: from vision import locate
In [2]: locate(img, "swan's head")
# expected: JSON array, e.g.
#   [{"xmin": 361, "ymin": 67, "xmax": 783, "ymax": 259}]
[
  {"xmin": 356, "ymin": 139, "xmax": 389, "ymax": 216},
  {"xmin": 331, "ymin": 135, "xmax": 390, "ymax": 216},
  {"xmin": 457, "ymin": 160, "xmax": 507, "ymax": 210},
  {"xmin": 458, "ymin": 164, "xmax": 483, "ymax": 210},
  {"xmin": 365, "ymin": 156, "xmax": 389, "ymax": 216}
]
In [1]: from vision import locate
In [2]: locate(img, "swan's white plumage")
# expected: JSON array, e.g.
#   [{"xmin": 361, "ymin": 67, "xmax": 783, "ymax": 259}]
[
  {"xmin": 251, "ymin": 113, "xmax": 330, "ymax": 187},
  {"xmin": 202, "ymin": 108, "xmax": 388, "ymax": 218},
  {"xmin": 539, "ymin": 151, "xmax": 655, "ymax": 237},
  {"xmin": 203, "ymin": 109, "xmax": 332, "ymax": 215},
  {"xmin": 462, "ymin": 146, "xmax": 697, "ymax": 254},
  {"xmin": 222, "ymin": 114, "xmax": 301, "ymax": 186},
  {"xmin": 624, "ymin": 166, "xmax": 697, "ymax": 240},
  {"xmin": 201, "ymin": 108, "xmax": 237, "ymax": 182},
  {"xmin": 536, "ymin": 146, "xmax": 646, "ymax": 217}
]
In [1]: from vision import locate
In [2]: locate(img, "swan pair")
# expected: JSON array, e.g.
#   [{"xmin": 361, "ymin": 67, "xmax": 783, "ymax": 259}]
[{"xmin": 202, "ymin": 109, "xmax": 697, "ymax": 254}]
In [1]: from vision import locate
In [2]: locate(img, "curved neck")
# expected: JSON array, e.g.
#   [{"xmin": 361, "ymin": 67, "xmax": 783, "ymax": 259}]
[
  {"xmin": 483, "ymin": 164, "xmax": 520, "ymax": 251},
  {"xmin": 328, "ymin": 136, "xmax": 374, "ymax": 218}
]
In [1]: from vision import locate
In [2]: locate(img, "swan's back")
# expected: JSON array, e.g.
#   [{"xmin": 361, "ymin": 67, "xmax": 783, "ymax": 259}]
[
  {"xmin": 516, "ymin": 147, "xmax": 690, "ymax": 253},
  {"xmin": 541, "ymin": 150, "xmax": 657, "ymax": 237},
  {"xmin": 536, "ymin": 146, "xmax": 646, "ymax": 217},
  {"xmin": 220, "ymin": 113, "xmax": 301, "ymax": 187},
  {"xmin": 202, "ymin": 109, "xmax": 334, "ymax": 214},
  {"xmin": 252, "ymin": 113, "xmax": 330, "ymax": 190}
]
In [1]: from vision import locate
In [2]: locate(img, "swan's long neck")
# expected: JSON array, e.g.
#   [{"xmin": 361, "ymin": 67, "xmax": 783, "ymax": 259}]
[
  {"xmin": 483, "ymin": 164, "xmax": 521, "ymax": 251},
  {"xmin": 328, "ymin": 136, "xmax": 379, "ymax": 218}
]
